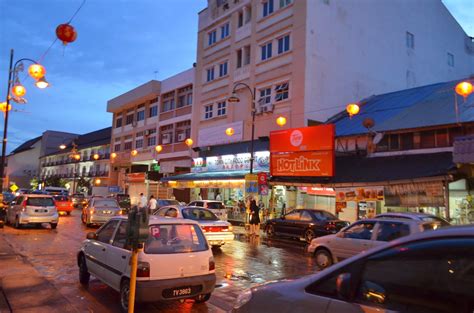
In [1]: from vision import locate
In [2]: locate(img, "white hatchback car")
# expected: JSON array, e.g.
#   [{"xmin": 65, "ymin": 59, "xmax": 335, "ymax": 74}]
[
  {"xmin": 154, "ymin": 205, "xmax": 234, "ymax": 247},
  {"xmin": 77, "ymin": 216, "xmax": 216, "ymax": 312},
  {"xmin": 6, "ymin": 194, "xmax": 59, "ymax": 229}
]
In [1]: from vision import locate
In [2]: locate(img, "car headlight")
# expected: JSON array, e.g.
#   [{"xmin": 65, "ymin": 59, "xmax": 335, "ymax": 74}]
[{"xmin": 233, "ymin": 289, "xmax": 252, "ymax": 309}]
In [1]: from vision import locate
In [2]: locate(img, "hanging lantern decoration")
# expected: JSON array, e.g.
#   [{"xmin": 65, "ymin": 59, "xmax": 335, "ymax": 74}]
[
  {"xmin": 56, "ymin": 23, "xmax": 78, "ymax": 45},
  {"xmin": 0, "ymin": 102, "xmax": 11, "ymax": 112},
  {"xmin": 12, "ymin": 84, "xmax": 26, "ymax": 97},
  {"xmin": 346, "ymin": 103, "xmax": 360, "ymax": 117},
  {"xmin": 28, "ymin": 64, "xmax": 46, "ymax": 80},
  {"xmin": 185, "ymin": 138, "xmax": 193, "ymax": 147},
  {"xmin": 111, "ymin": 152, "xmax": 117, "ymax": 159},
  {"xmin": 131, "ymin": 149, "xmax": 138, "ymax": 157},
  {"xmin": 93, "ymin": 153, "xmax": 100, "ymax": 160},
  {"xmin": 455, "ymin": 81, "xmax": 473, "ymax": 100},
  {"xmin": 74, "ymin": 154, "xmax": 81, "ymax": 161},
  {"xmin": 225, "ymin": 127, "xmax": 235, "ymax": 136},
  {"xmin": 94, "ymin": 178, "xmax": 101, "ymax": 186},
  {"xmin": 155, "ymin": 145, "xmax": 163, "ymax": 153},
  {"xmin": 276, "ymin": 116, "xmax": 287, "ymax": 127}
]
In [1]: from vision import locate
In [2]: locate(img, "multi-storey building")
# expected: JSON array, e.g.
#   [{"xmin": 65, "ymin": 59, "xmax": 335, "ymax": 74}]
[
  {"xmin": 107, "ymin": 69, "xmax": 194, "ymax": 204},
  {"xmin": 40, "ymin": 127, "xmax": 111, "ymax": 193}
]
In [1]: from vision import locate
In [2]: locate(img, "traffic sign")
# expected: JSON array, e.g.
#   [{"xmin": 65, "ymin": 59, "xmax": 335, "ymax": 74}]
[{"xmin": 10, "ymin": 184, "xmax": 18, "ymax": 193}]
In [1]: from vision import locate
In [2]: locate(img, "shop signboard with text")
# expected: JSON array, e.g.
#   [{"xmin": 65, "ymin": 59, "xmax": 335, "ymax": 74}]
[
  {"xmin": 336, "ymin": 187, "xmax": 384, "ymax": 202},
  {"xmin": 192, "ymin": 151, "xmax": 269, "ymax": 173},
  {"xmin": 270, "ymin": 125, "xmax": 335, "ymax": 177}
]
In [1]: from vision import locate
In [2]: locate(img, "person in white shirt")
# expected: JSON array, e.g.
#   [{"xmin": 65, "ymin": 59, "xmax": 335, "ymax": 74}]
[
  {"xmin": 215, "ymin": 192, "xmax": 222, "ymax": 201},
  {"xmin": 148, "ymin": 195, "xmax": 157, "ymax": 213},
  {"xmin": 139, "ymin": 193, "xmax": 147, "ymax": 209},
  {"xmin": 198, "ymin": 193, "xmax": 203, "ymax": 200}
]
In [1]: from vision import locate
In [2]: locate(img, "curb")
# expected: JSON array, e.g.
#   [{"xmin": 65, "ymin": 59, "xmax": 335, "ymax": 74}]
[{"xmin": 0, "ymin": 282, "xmax": 12, "ymax": 313}]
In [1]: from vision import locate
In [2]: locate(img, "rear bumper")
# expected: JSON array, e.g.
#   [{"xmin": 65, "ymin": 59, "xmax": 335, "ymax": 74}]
[
  {"xmin": 89, "ymin": 214, "xmax": 115, "ymax": 224},
  {"xmin": 19, "ymin": 213, "xmax": 59, "ymax": 224},
  {"xmin": 135, "ymin": 273, "xmax": 216, "ymax": 302},
  {"xmin": 205, "ymin": 232, "xmax": 234, "ymax": 246}
]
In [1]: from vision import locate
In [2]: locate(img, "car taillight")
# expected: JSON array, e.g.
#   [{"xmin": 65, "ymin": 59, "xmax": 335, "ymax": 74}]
[
  {"xmin": 21, "ymin": 200, "xmax": 27, "ymax": 212},
  {"xmin": 137, "ymin": 261, "xmax": 150, "ymax": 277},
  {"xmin": 209, "ymin": 257, "xmax": 215, "ymax": 271},
  {"xmin": 325, "ymin": 222, "xmax": 336, "ymax": 231}
]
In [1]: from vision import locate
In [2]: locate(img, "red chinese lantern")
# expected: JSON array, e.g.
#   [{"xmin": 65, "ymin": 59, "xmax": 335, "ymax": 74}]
[{"xmin": 56, "ymin": 24, "xmax": 77, "ymax": 45}]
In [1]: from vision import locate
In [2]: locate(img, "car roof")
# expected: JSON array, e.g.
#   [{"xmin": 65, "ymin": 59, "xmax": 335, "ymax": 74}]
[
  {"xmin": 354, "ymin": 217, "xmax": 428, "ymax": 224},
  {"xmin": 195, "ymin": 200, "xmax": 222, "ymax": 203},
  {"xmin": 23, "ymin": 194, "xmax": 53, "ymax": 198},
  {"xmin": 110, "ymin": 215, "xmax": 199, "ymax": 225},
  {"xmin": 376, "ymin": 212, "xmax": 437, "ymax": 218}
]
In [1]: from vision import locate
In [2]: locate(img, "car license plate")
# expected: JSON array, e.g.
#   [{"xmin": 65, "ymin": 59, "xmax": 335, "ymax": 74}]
[
  {"xmin": 35, "ymin": 209, "xmax": 47, "ymax": 213},
  {"xmin": 162, "ymin": 285, "xmax": 202, "ymax": 299}
]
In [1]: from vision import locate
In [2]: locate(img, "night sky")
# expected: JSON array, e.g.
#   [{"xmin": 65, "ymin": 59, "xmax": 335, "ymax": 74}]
[{"xmin": 0, "ymin": 0, "xmax": 472, "ymax": 153}]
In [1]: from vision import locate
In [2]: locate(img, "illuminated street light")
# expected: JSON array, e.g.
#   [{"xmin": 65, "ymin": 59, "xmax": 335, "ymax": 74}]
[
  {"xmin": 131, "ymin": 149, "xmax": 138, "ymax": 156},
  {"xmin": 155, "ymin": 145, "xmax": 163, "ymax": 153},
  {"xmin": 35, "ymin": 77, "xmax": 49, "ymax": 89},
  {"xmin": 94, "ymin": 178, "xmax": 101, "ymax": 186},
  {"xmin": 12, "ymin": 84, "xmax": 26, "ymax": 97},
  {"xmin": 28, "ymin": 64, "xmax": 46, "ymax": 80},
  {"xmin": 346, "ymin": 103, "xmax": 360, "ymax": 117},
  {"xmin": 59, "ymin": 144, "xmax": 67, "ymax": 150},
  {"xmin": 93, "ymin": 153, "xmax": 100, "ymax": 160},
  {"xmin": 185, "ymin": 138, "xmax": 193, "ymax": 147},
  {"xmin": 225, "ymin": 127, "xmax": 235, "ymax": 136},
  {"xmin": 455, "ymin": 81, "xmax": 473, "ymax": 100},
  {"xmin": 111, "ymin": 152, "xmax": 117, "ymax": 159},
  {"xmin": 276, "ymin": 116, "xmax": 287, "ymax": 127}
]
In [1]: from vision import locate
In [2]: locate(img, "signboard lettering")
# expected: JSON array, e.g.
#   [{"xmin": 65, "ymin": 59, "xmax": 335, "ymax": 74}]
[
  {"xmin": 271, "ymin": 151, "xmax": 334, "ymax": 177},
  {"xmin": 270, "ymin": 125, "xmax": 335, "ymax": 153}
]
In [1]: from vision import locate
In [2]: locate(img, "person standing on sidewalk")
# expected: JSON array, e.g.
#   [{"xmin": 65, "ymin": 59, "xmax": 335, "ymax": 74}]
[
  {"xmin": 249, "ymin": 199, "xmax": 260, "ymax": 236},
  {"xmin": 138, "ymin": 193, "xmax": 147, "ymax": 211},
  {"xmin": 148, "ymin": 195, "xmax": 157, "ymax": 213}
]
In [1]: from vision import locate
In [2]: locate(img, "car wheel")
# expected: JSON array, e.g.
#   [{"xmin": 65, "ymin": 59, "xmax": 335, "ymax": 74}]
[
  {"xmin": 120, "ymin": 279, "xmax": 130, "ymax": 313},
  {"xmin": 14, "ymin": 216, "xmax": 21, "ymax": 229},
  {"xmin": 50, "ymin": 223, "xmax": 57, "ymax": 230},
  {"xmin": 78, "ymin": 255, "xmax": 90, "ymax": 286},
  {"xmin": 305, "ymin": 229, "xmax": 316, "ymax": 243},
  {"xmin": 67, "ymin": 211, "xmax": 71, "ymax": 216},
  {"xmin": 195, "ymin": 293, "xmax": 211, "ymax": 303},
  {"xmin": 266, "ymin": 225, "xmax": 275, "ymax": 238},
  {"xmin": 315, "ymin": 248, "xmax": 333, "ymax": 270}
]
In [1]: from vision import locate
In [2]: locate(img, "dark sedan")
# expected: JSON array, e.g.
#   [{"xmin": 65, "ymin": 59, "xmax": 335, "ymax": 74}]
[{"xmin": 265, "ymin": 209, "xmax": 349, "ymax": 243}]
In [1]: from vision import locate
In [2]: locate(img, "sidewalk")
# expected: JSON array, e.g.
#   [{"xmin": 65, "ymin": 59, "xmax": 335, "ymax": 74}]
[{"xmin": 0, "ymin": 234, "xmax": 76, "ymax": 313}]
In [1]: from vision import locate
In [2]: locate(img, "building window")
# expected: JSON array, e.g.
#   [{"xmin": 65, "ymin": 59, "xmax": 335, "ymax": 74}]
[
  {"xmin": 436, "ymin": 129, "xmax": 449, "ymax": 147},
  {"xmin": 275, "ymin": 82, "xmax": 289, "ymax": 102},
  {"xmin": 124, "ymin": 142, "xmax": 132, "ymax": 151},
  {"xmin": 263, "ymin": 0, "xmax": 274, "ymax": 17},
  {"xmin": 244, "ymin": 45, "xmax": 251, "ymax": 65},
  {"xmin": 178, "ymin": 95, "xmax": 186, "ymax": 108},
  {"xmin": 279, "ymin": 0, "xmax": 291, "ymax": 8},
  {"xmin": 400, "ymin": 133, "xmax": 414, "ymax": 150},
  {"xmin": 187, "ymin": 93, "xmax": 193, "ymax": 106},
  {"xmin": 206, "ymin": 67, "xmax": 215, "ymax": 82},
  {"xmin": 149, "ymin": 97, "xmax": 158, "ymax": 104},
  {"xmin": 147, "ymin": 136, "xmax": 156, "ymax": 147},
  {"xmin": 447, "ymin": 53, "xmax": 454, "ymax": 67},
  {"xmin": 217, "ymin": 101, "xmax": 227, "ymax": 116},
  {"xmin": 204, "ymin": 104, "xmax": 213, "ymax": 119},
  {"xmin": 149, "ymin": 105, "xmax": 158, "ymax": 117},
  {"xmin": 219, "ymin": 61, "xmax": 228, "ymax": 77},
  {"xmin": 236, "ymin": 49, "xmax": 243, "ymax": 68},
  {"xmin": 261, "ymin": 42, "xmax": 272, "ymax": 61},
  {"xmin": 115, "ymin": 116, "xmax": 122, "ymax": 128},
  {"xmin": 125, "ymin": 112, "xmax": 134, "ymax": 125},
  {"xmin": 162, "ymin": 93, "xmax": 175, "ymax": 112},
  {"xmin": 136, "ymin": 110, "xmax": 145, "ymax": 121},
  {"xmin": 420, "ymin": 131, "xmax": 436, "ymax": 149},
  {"xmin": 176, "ymin": 120, "xmax": 191, "ymax": 143},
  {"xmin": 135, "ymin": 139, "xmax": 143, "ymax": 149},
  {"xmin": 208, "ymin": 30, "xmax": 217, "ymax": 46},
  {"xmin": 406, "ymin": 31, "xmax": 414, "ymax": 49},
  {"xmin": 278, "ymin": 34, "xmax": 290, "ymax": 54},
  {"xmin": 259, "ymin": 87, "xmax": 272, "ymax": 104},
  {"xmin": 238, "ymin": 11, "xmax": 244, "ymax": 28},
  {"xmin": 114, "ymin": 143, "xmax": 121, "ymax": 152},
  {"xmin": 221, "ymin": 23, "xmax": 230, "ymax": 39},
  {"xmin": 160, "ymin": 125, "xmax": 174, "ymax": 145}
]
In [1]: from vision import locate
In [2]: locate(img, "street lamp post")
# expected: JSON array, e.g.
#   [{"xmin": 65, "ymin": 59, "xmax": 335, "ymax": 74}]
[
  {"xmin": 228, "ymin": 83, "xmax": 256, "ymax": 174},
  {"xmin": 60, "ymin": 141, "xmax": 80, "ymax": 194},
  {"xmin": 1, "ymin": 49, "xmax": 49, "ymax": 191}
]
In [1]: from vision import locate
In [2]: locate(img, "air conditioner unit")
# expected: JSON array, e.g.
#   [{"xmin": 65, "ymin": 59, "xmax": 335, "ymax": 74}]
[
  {"xmin": 162, "ymin": 133, "xmax": 171, "ymax": 144},
  {"xmin": 177, "ymin": 133, "xmax": 186, "ymax": 142},
  {"xmin": 258, "ymin": 103, "xmax": 274, "ymax": 114}
]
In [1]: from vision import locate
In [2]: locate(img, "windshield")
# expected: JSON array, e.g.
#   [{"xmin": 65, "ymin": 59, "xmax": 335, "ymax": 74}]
[
  {"xmin": 158, "ymin": 199, "xmax": 180, "ymax": 206},
  {"xmin": 53, "ymin": 196, "xmax": 69, "ymax": 201},
  {"xmin": 73, "ymin": 194, "xmax": 84, "ymax": 198},
  {"xmin": 144, "ymin": 224, "xmax": 208, "ymax": 254},
  {"xmin": 27, "ymin": 197, "xmax": 55, "ymax": 207},
  {"xmin": 182, "ymin": 208, "xmax": 218, "ymax": 221},
  {"xmin": 311, "ymin": 210, "xmax": 338, "ymax": 221},
  {"xmin": 420, "ymin": 216, "xmax": 450, "ymax": 227},
  {"xmin": 93, "ymin": 199, "xmax": 119, "ymax": 207},
  {"xmin": 206, "ymin": 202, "xmax": 224, "ymax": 210}
]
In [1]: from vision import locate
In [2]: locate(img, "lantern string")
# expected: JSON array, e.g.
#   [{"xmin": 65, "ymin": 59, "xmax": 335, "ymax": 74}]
[{"xmin": 68, "ymin": 0, "xmax": 87, "ymax": 24}]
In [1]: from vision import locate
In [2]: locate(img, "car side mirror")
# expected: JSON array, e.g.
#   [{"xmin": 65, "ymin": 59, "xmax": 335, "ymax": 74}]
[
  {"xmin": 86, "ymin": 232, "xmax": 98, "ymax": 240},
  {"xmin": 336, "ymin": 273, "xmax": 352, "ymax": 300}
]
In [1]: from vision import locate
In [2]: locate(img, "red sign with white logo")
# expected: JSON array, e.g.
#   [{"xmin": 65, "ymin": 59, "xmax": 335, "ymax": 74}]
[
  {"xmin": 270, "ymin": 124, "xmax": 335, "ymax": 153},
  {"xmin": 271, "ymin": 151, "xmax": 334, "ymax": 177},
  {"xmin": 257, "ymin": 172, "xmax": 268, "ymax": 185}
]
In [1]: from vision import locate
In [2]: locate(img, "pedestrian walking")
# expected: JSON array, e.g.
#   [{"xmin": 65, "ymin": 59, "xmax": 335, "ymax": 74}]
[
  {"xmin": 148, "ymin": 195, "xmax": 157, "ymax": 213},
  {"xmin": 138, "ymin": 193, "xmax": 147, "ymax": 210},
  {"xmin": 198, "ymin": 193, "xmax": 203, "ymax": 200},
  {"xmin": 249, "ymin": 199, "xmax": 260, "ymax": 236},
  {"xmin": 215, "ymin": 192, "xmax": 222, "ymax": 201}
]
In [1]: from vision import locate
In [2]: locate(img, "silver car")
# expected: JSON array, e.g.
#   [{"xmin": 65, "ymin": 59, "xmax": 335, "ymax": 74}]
[
  {"xmin": 234, "ymin": 226, "xmax": 474, "ymax": 312},
  {"xmin": 6, "ymin": 194, "xmax": 59, "ymax": 229},
  {"xmin": 81, "ymin": 197, "xmax": 123, "ymax": 227},
  {"xmin": 308, "ymin": 217, "xmax": 442, "ymax": 269}
]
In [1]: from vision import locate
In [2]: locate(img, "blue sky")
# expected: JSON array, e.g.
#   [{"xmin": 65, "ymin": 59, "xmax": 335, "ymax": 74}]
[{"xmin": 0, "ymin": 0, "xmax": 472, "ymax": 153}]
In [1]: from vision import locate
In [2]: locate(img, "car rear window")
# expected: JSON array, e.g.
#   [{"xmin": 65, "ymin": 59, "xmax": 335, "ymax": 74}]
[
  {"xmin": 420, "ymin": 216, "xmax": 450, "ymax": 227},
  {"xmin": 53, "ymin": 196, "xmax": 69, "ymax": 201},
  {"xmin": 94, "ymin": 199, "xmax": 119, "ymax": 207},
  {"xmin": 144, "ymin": 224, "xmax": 208, "ymax": 254},
  {"xmin": 182, "ymin": 208, "xmax": 218, "ymax": 221},
  {"xmin": 422, "ymin": 222, "xmax": 444, "ymax": 231},
  {"xmin": 158, "ymin": 200, "xmax": 180, "ymax": 206},
  {"xmin": 27, "ymin": 197, "xmax": 55, "ymax": 207},
  {"xmin": 206, "ymin": 202, "xmax": 224, "ymax": 210},
  {"xmin": 312, "ymin": 210, "xmax": 338, "ymax": 221}
]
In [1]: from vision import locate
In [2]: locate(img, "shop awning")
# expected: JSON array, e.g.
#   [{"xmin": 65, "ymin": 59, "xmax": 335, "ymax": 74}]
[
  {"xmin": 271, "ymin": 152, "xmax": 456, "ymax": 186},
  {"xmin": 162, "ymin": 170, "xmax": 252, "ymax": 182}
]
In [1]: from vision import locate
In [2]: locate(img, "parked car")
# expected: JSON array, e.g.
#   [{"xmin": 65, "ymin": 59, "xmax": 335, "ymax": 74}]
[
  {"xmin": 5, "ymin": 194, "xmax": 59, "ymax": 229},
  {"xmin": 151, "ymin": 199, "xmax": 180, "ymax": 212},
  {"xmin": 375, "ymin": 212, "xmax": 451, "ymax": 226},
  {"xmin": 188, "ymin": 200, "xmax": 228, "ymax": 220},
  {"xmin": 154, "ymin": 205, "xmax": 234, "ymax": 247},
  {"xmin": 233, "ymin": 225, "xmax": 474, "ymax": 313},
  {"xmin": 53, "ymin": 195, "xmax": 74, "ymax": 215},
  {"xmin": 308, "ymin": 217, "xmax": 443, "ymax": 269},
  {"xmin": 72, "ymin": 193, "xmax": 87, "ymax": 208},
  {"xmin": 77, "ymin": 216, "xmax": 216, "ymax": 312},
  {"xmin": 264, "ymin": 209, "xmax": 349, "ymax": 243},
  {"xmin": 81, "ymin": 197, "xmax": 123, "ymax": 227}
]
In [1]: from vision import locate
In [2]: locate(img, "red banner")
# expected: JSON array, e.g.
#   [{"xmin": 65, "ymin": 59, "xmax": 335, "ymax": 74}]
[
  {"xmin": 270, "ymin": 124, "xmax": 335, "ymax": 153},
  {"xmin": 271, "ymin": 151, "xmax": 334, "ymax": 177}
]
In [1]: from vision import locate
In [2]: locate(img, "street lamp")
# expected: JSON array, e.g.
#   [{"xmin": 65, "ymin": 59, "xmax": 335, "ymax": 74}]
[
  {"xmin": 1, "ymin": 49, "xmax": 49, "ymax": 190},
  {"xmin": 228, "ymin": 83, "xmax": 256, "ymax": 174},
  {"xmin": 60, "ymin": 141, "xmax": 80, "ymax": 193}
]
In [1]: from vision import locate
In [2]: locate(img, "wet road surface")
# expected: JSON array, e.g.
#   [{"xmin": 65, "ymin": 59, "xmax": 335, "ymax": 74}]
[{"xmin": 0, "ymin": 210, "xmax": 320, "ymax": 312}]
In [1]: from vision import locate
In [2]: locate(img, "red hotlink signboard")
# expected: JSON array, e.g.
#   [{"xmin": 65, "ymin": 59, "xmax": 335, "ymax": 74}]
[{"xmin": 270, "ymin": 125, "xmax": 335, "ymax": 177}]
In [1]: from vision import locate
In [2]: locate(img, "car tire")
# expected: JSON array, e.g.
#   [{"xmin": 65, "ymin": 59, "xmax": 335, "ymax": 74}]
[
  {"xmin": 266, "ymin": 225, "xmax": 275, "ymax": 238},
  {"xmin": 50, "ymin": 223, "xmax": 57, "ymax": 230},
  {"xmin": 305, "ymin": 229, "xmax": 316, "ymax": 243},
  {"xmin": 195, "ymin": 293, "xmax": 211, "ymax": 303},
  {"xmin": 78, "ymin": 255, "xmax": 90, "ymax": 286},
  {"xmin": 67, "ymin": 211, "xmax": 71, "ymax": 216},
  {"xmin": 14, "ymin": 216, "xmax": 21, "ymax": 229},
  {"xmin": 120, "ymin": 278, "xmax": 130, "ymax": 313},
  {"xmin": 315, "ymin": 248, "xmax": 333, "ymax": 270}
]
